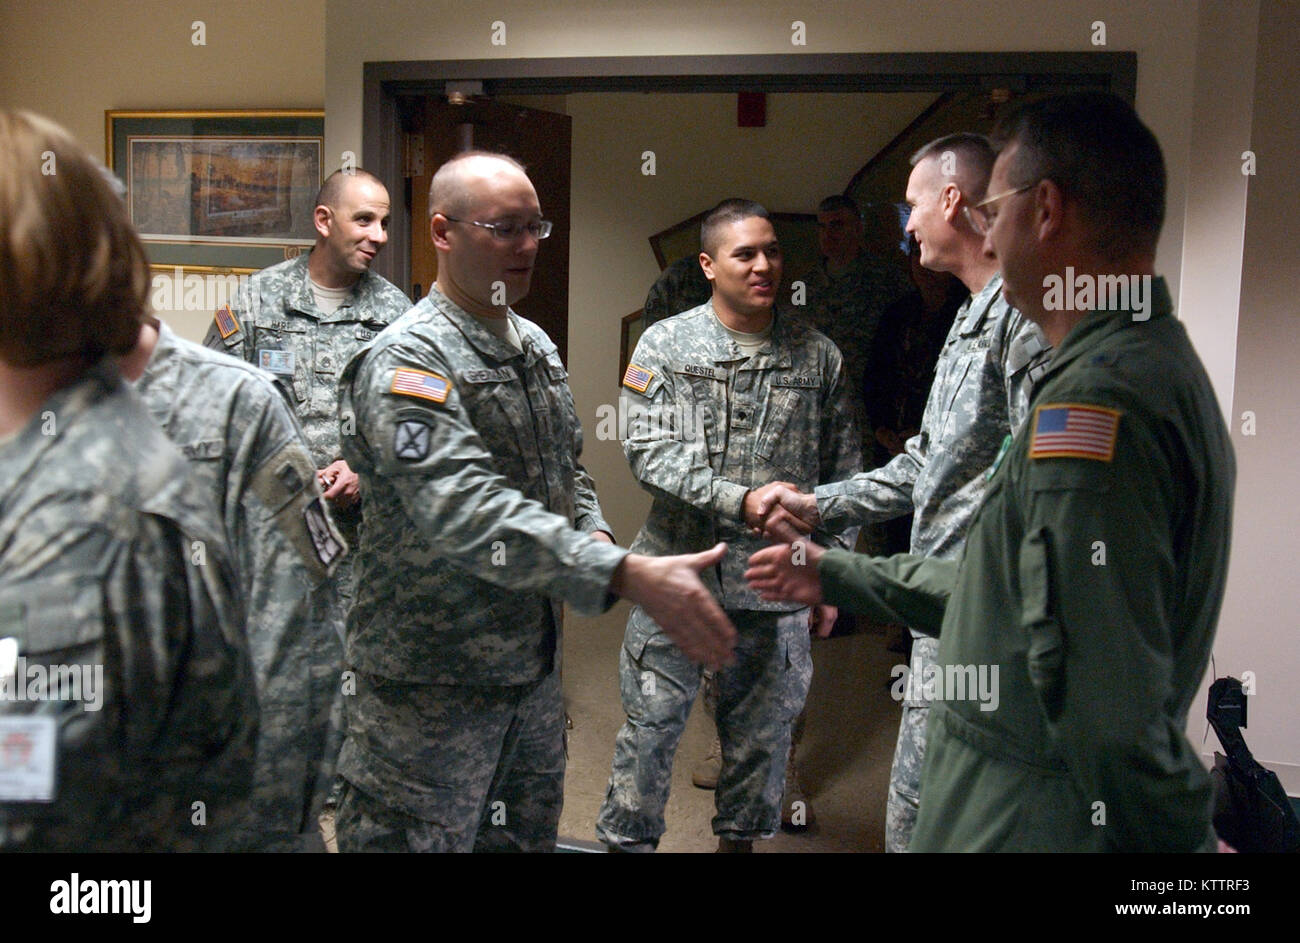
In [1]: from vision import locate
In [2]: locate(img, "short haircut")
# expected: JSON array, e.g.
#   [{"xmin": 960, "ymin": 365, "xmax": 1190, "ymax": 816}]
[
  {"xmin": 991, "ymin": 92, "xmax": 1165, "ymax": 261},
  {"xmin": 428, "ymin": 150, "xmax": 528, "ymax": 219},
  {"xmin": 910, "ymin": 133, "xmax": 997, "ymax": 203},
  {"xmin": 315, "ymin": 167, "xmax": 385, "ymax": 210},
  {"xmin": 700, "ymin": 198, "xmax": 770, "ymax": 257},
  {"xmin": 0, "ymin": 110, "xmax": 147, "ymax": 366},
  {"xmin": 817, "ymin": 194, "xmax": 861, "ymax": 218}
]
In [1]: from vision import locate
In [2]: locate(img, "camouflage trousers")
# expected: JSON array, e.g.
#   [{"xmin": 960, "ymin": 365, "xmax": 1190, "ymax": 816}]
[
  {"xmin": 228, "ymin": 576, "xmax": 345, "ymax": 852},
  {"xmin": 886, "ymin": 634, "xmax": 939, "ymax": 853},
  {"xmin": 596, "ymin": 607, "xmax": 812, "ymax": 849},
  {"xmin": 334, "ymin": 667, "xmax": 564, "ymax": 853}
]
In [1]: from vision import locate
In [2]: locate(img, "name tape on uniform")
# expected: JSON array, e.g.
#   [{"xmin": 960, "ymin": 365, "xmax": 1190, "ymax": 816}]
[
  {"xmin": 390, "ymin": 367, "xmax": 451, "ymax": 404},
  {"xmin": 1029, "ymin": 403, "xmax": 1120, "ymax": 461}
]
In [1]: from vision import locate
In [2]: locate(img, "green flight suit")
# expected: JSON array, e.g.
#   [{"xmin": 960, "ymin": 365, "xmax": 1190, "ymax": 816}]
[{"xmin": 817, "ymin": 277, "xmax": 1235, "ymax": 851}]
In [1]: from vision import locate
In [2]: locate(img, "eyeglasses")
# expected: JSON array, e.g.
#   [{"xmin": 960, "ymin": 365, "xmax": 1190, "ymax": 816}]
[
  {"xmin": 442, "ymin": 215, "xmax": 553, "ymax": 241},
  {"xmin": 963, "ymin": 182, "xmax": 1038, "ymax": 236}
]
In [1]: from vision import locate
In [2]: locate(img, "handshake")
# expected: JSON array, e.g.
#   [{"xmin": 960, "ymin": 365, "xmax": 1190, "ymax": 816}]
[
  {"xmin": 740, "ymin": 481, "xmax": 836, "ymax": 635},
  {"xmin": 740, "ymin": 480, "xmax": 822, "ymax": 543}
]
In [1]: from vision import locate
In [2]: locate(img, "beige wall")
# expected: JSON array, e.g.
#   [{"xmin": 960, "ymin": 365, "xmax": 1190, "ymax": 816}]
[
  {"xmin": 0, "ymin": 0, "xmax": 326, "ymax": 338},
  {"xmin": 1208, "ymin": 0, "xmax": 1300, "ymax": 791}
]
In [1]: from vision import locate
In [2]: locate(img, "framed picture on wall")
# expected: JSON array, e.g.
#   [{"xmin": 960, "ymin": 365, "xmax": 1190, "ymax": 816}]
[{"xmin": 106, "ymin": 109, "xmax": 324, "ymax": 271}]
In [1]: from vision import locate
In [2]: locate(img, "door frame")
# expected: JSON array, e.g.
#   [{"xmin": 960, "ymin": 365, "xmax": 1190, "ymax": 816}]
[{"xmin": 363, "ymin": 51, "xmax": 1136, "ymax": 292}]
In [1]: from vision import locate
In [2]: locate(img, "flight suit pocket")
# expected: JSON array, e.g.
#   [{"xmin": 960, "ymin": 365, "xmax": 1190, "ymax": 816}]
[{"xmin": 1019, "ymin": 526, "xmax": 1065, "ymax": 723}]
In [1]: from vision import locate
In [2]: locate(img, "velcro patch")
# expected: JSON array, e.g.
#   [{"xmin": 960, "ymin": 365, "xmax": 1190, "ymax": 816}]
[
  {"xmin": 303, "ymin": 497, "xmax": 344, "ymax": 568},
  {"xmin": 623, "ymin": 363, "xmax": 654, "ymax": 393},
  {"xmin": 394, "ymin": 419, "xmax": 432, "ymax": 461},
  {"xmin": 214, "ymin": 304, "xmax": 241, "ymax": 339},
  {"xmin": 1029, "ymin": 404, "xmax": 1120, "ymax": 461},
  {"xmin": 390, "ymin": 367, "xmax": 450, "ymax": 404},
  {"xmin": 771, "ymin": 374, "xmax": 819, "ymax": 389}
]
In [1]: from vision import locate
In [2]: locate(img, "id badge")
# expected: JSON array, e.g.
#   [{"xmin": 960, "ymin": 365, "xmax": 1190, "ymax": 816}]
[
  {"xmin": 0, "ymin": 715, "xmax": 57, "ymax": 802},
  {"xmin": 258, "ymin": 348, "xmax": 297, "ymax": 377}
]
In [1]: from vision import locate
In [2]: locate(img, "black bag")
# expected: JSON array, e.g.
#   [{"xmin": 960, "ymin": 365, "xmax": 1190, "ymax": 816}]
[{"xmin": 1207, "ymin": 676, "xmax": 1300, "ymax": 853}]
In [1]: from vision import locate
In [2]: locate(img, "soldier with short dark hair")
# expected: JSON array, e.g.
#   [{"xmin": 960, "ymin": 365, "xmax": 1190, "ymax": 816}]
[{"xmin": 596, "ymin": 198, "xmax": 861, "ymax": 852}]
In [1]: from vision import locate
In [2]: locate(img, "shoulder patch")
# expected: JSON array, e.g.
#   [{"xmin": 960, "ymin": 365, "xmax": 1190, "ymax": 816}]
[
  {"xmin": 394, "ymin": 419, "xmax": 432, "ymax": 461},
  {"xmin": 1029, "ymin": 403, "xmax": 1120, "ymax": 462},
  {"xmin": 390, "ymin": 367, "xmax": 450, "ymax": 404},
  {"xmin": 214, "ymin": 304, "xmax": 241, "ymax": 339},
  {"xmin": 623, "ymin": 363, "xmax": 654, "ymax": 393},
  {"xmin": 302, "ymin": 497, "xmax": 345, "ymax": 568}
]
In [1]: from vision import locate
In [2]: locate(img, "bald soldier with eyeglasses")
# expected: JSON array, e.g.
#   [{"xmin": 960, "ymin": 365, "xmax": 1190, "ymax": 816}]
[{"xmin": 332, "ymin": 151, "xmax": 737, "ymax": 852}]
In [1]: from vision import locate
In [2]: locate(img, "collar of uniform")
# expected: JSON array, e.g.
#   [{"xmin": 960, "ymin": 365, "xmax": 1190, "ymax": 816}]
[
  {"xmin": 0, "ymin": 359, "xmax": 122, "ymax": 494},
  {"xmin": 287, "ymin": 251, "xmax": 375, "ymax": 323},
  {"xmin": 133, "ymin": 320, "xmax": 183, "ymax": 427},
  {"xmin": 953, "ymin": 271, "xmax": 1004, "ymax": 336},
  {"xmin": 1033, "ymin": 275, "xmax": 1173, "ymax": 385},
  {"xmin": 699, "ymin": 299, "xmax": 795, "ymax": 369},
  {"xmin": 426, "ymin": 285, "xmax": 530, "ymax": 364}
]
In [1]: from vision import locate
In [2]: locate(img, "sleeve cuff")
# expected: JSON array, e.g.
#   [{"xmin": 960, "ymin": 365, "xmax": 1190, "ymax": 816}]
[{"xmin": 712, "ymin": 480, "xmax": 749, "ymax": 522}]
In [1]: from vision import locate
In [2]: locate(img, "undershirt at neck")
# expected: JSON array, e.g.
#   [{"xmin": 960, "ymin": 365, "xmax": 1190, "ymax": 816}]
[
  {"xmin": 474, "ymin": 313, "xmax": 522, "ymax": 352},
  {"xmin": 310, "ymin": 278, "xmax": 351, "ymax": 314},
  {"xmin": 713, "ymin": 311, "xmax": 771, "ymax": 356}
]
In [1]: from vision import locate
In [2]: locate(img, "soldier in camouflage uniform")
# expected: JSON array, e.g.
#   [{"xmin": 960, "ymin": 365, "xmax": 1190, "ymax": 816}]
[
  {"xmin": 126, "ymin": 318, "xmax": 347, "ymax": 852},
  {"xmin": 202, "ymin": 169, "xmax": 410, "ymax": 637},
  {"xmin": 0, "ymin": 109, "xmax": 256, "ymax": 851},
  {"xmin": 642, "ymin": 254, "xmax": 713, "ymax": 328},
  {"xmin": 754, "ymin": 135, "xmax": 1052, "ymax": 852},
  {"xmin": 595, "ymin": 200, "xmax": 861, "ymax": 853},
  {"xmin": 799, "ymin": 195, "xmax": 911, "ymax": 451},
  {"xmin": 332, "ymin": 151, "xmax": 735, "ymax": 853}
]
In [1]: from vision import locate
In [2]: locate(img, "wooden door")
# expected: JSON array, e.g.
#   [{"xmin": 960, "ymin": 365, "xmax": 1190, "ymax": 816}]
[{"xmin": 410, "ymin": 98, "xmax": 572, "ymax": 364}]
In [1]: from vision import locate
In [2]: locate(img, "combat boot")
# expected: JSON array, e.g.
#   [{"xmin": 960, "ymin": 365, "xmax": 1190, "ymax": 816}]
[
  {"xmin": 715, "ymin": 837, "xmax": 753, "ymax": 853},
  {"xmin": 781, "ymin": 743, "xmax": 815, "ymax": 830},
  {"xmin": 691, "ymin": 734, "xmax": 722, "ymax": 789}
]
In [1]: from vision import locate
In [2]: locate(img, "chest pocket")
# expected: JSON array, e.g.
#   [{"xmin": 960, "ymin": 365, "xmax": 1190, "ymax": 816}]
[
  {"xmin": 254, "ymin": 323, "xmax": 313, "ymax": 405},
  {"xmin": 681, "ymin": 375, "xmax": 726, "ymax": 464},
  {"xmin": 460, "ymin": 368, "xmax": 543, "ymax": 484},
  {"xmin": 0, "ymin": 579, "xmax": 107, "ymax": 716},
  {"xmin": 756, "ymin": 387, "xmax": 820, "ymax": 483}
]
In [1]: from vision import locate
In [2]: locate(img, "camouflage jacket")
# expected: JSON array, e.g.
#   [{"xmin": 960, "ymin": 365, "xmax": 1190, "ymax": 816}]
[
  {"xmin": 136, "ymin": 322, "xmax": 345, "ymax": 701},
  {"xmin": 620, "ymin": 301, "xmax": 862, "ymax": 610},
  {"xmin": 339, "ymin": 287, "xmax": 627, "ymax": 686},
  {"xmin": 815, "ymin": 273, "xmax": 1052, "ymax": 559},
  {"xmin": 0, "ymin": 361, "xmax": 256, "ymax": 851},
  {"xmin": 798, "ymin": 252, "xmax": 911, "ymax": 438},
  {"xmin": 203, "ymin": 252, "xmax": 411, "ymax": 469}
]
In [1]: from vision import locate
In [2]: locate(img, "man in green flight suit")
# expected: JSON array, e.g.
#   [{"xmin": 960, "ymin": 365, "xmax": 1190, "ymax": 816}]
[{"xmin": 745, "ymin": 91, "xmax": 1235, "ymax": 852}]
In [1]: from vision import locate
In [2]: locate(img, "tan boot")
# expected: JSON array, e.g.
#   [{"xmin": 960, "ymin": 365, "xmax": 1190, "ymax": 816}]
[
  {"xmin": 781, "ymin": 743, "xmax": 815, "ymax": 830},
  {"xmin": 691, "ymin": 734, "xmax": 722, "ymax": 790}
]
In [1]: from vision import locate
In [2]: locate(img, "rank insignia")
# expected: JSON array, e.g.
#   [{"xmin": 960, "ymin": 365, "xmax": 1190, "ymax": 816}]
[
  {"xmin": 394, "ymin": 419, "xmax": 432, "ymax": 461},
  {"xmin": 390, "ymin": 367, "xmax": 450, "ymax": 404},
  {"xmin": 623, "ymin": 363, "xmax": 654, "ymax": 393},
  {"xmin": 214, "ymin": 304, "xmax": 241, "ymax": 339},
  {"xmin": 1029, "ymin": 403, "xmax": 1120, "ymax": 461}
]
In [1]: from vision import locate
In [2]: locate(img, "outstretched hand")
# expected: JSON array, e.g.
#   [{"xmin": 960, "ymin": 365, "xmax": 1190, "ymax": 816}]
[
  {"xmin": 745, "ymin": 541, "xmax": 825, "ymax": 607},
  {"xmin": 612, "ymin": 543, "xmax": 737, "ymax": 669}
]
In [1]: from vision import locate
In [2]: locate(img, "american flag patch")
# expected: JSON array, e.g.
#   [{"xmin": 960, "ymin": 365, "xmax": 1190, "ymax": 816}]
[
  {"xmin": 1029, "ymin": 404, "xmax": 1121, "ymax": 461},
  {"xmin": 623, "ymin": 363, "xmax": 654, "ymax": 394},
  {"xmin": 390, "ymin": 367, "xmax": 451, "ymax": 404},
  {"xmin": 214, "ymin": 304, "xmax": 241, "ymax": 339}
]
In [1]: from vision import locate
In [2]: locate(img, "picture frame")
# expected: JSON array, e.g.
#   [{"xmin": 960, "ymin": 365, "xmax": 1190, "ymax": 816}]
[{"xmin": 106, "ymin": 109, "xmax": 324, "ymax": 272}]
